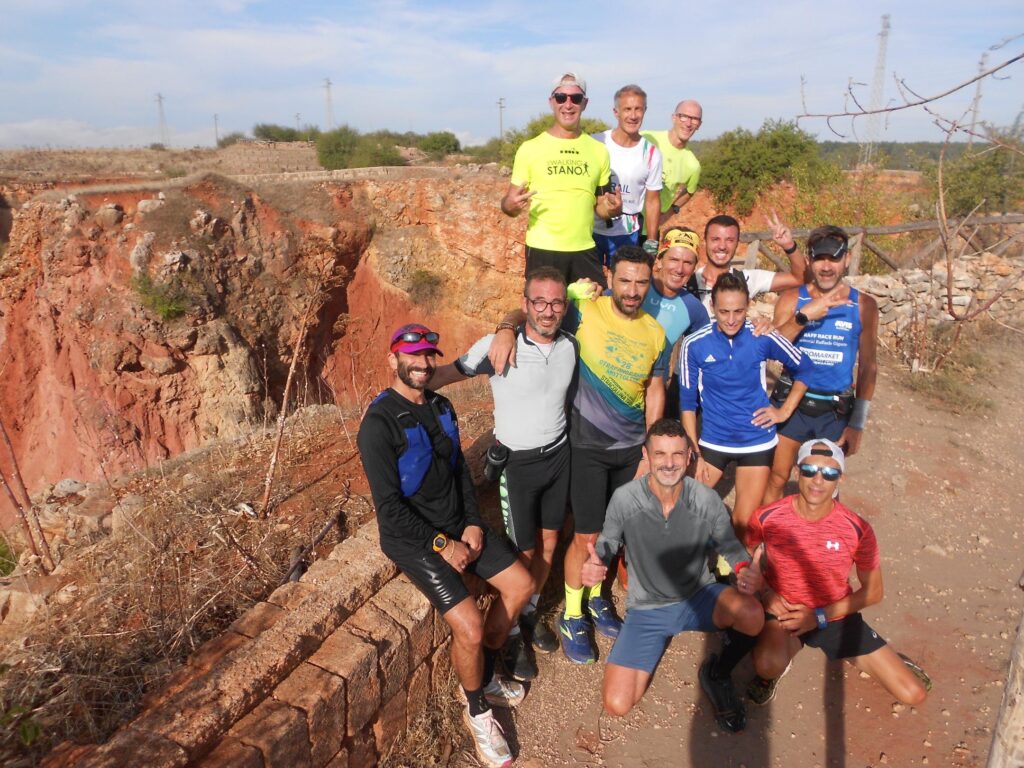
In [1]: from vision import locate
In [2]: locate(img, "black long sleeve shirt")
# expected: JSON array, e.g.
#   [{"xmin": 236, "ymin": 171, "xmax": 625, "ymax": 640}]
[{"xmin": 357, "ymin": 389, "xmax": 481, "ymax": 557}]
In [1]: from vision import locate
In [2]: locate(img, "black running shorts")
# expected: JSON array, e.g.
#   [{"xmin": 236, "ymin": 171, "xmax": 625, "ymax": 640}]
[
  {"xmin": 387, "ymin": 525, "xmax": 518, "ymax": 614},
  {"xmin": 525, "ymin": 246, "xmax": 605, "ymax": 288},
  {"xmin": 499, "ymin": 438, "xmax": 570, "ymax": 552},
  {"xmin": 570, "ymin": 444, "xmax": 642, "ymax": 535},
  {"xmin": 700, "ymin": 445, "xmax": 775, "ymax": 471},
  {"xmin": 765, "ymin": 611, "xmax": 887, "ymax": 660}
]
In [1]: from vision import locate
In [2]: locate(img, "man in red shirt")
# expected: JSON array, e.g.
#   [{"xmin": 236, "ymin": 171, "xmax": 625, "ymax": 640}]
[{"xmin": 745, "ymin": 439, "xmax": 930, "ymax": 706}]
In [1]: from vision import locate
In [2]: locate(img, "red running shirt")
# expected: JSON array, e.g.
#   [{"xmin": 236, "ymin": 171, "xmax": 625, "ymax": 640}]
[{"xmin": 747, "ymin": 495, "xmax": 880, "ymax": 612}]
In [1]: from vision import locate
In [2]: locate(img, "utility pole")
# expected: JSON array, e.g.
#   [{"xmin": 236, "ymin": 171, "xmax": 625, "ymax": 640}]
[
  {"xmin": 324, "ymin": 77, "xmax": 335, "ymax": 131},
  {"xmin": 214, "ymin": 113, "xmax": 219, "ymax": 146},
  {"xmin": 497, "ymin": 97, "xmax": 506, "ymax": 142},
  {"xmin": 295, "ymin": 113, "xmax": 301, "ymax": 133},
  {"xmin": 967, "ymin": 53, "xmax": 988, "ymax": 148},
  {"xmin": 858, "ymin": 14, "xmax": 890, "ymax": 168},
  {"xmin": 156, "ymin": 93, "xmax": 169, "ymax": 147}
]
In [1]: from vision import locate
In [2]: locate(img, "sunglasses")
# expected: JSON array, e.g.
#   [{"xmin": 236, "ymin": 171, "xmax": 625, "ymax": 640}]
[
  {"xmin": 392, "ymin": 330, "xmax": 439, "ymax": 346},
  {"xmin": 552, "ymin": 92, "xmax": 585, "ymax": 105},
  {"xmin": 798, "ymin": 463, "xmax": 843, "ymax": 481},
  {"xmin": 526, "ymin": 297, "xmax": 567, "ymax": 312}
]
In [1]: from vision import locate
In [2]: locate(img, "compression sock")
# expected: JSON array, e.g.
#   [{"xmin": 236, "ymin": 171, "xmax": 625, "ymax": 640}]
[
  {"xmin": 564, "ymin": 584, "xmax": 584, "ymax": 619},
  {"xmin": 482, "ymin": 646, "xmax": 499, "ymax": 687},
  {"xmin": 464, "ymin": 686, "xmax": 490, "ymax": 717},
  {"xmin": 712, "ymin": 628, "xmax": 759, "ymax": 679}
]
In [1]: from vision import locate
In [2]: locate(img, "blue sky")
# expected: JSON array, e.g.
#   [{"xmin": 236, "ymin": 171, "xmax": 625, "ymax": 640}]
[{"xmin": 0, "ymin": 1, "xmax": 1021, "ymax": 149}]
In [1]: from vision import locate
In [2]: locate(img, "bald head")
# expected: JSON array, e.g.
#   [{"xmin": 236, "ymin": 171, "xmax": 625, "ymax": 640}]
[{"xmin": 671, "ymin": 100, "xmax": 703, "ymax": 144}]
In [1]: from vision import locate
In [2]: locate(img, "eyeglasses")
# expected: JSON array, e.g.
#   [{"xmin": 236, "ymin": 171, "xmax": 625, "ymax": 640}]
[
  {"xmin": 552, "ymin": 92, "xmax": 585, "ymax": 105},
  {"xmin": 392, "ymin": 330, "xmax": 439, "ymax": 346},
  {"xmin": 798, "ymin": 463, "xmax": 843, "ymax": 481},
  {"xmin": 674, "ymin": 113, "xmax": 702, "ymax": 123},
  {"xmin": 526, "ymin": 297, "xmax": 567, "ymax": 312}
]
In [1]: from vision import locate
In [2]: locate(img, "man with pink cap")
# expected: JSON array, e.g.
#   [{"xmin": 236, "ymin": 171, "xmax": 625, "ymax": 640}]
[{"xmin": 357, "ymin": 323, "xmax": 534, "ymax": 768}]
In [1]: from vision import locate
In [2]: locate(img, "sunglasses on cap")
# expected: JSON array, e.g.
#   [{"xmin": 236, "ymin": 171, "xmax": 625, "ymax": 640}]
[
  {"xmin": 552, "ymin": 92, "xmax": 585, "ymax": 105},
  {"xmin": 798, "ymin": 463, "xmax": 843, "ymax": 481},
  {"xmin": 392, "ymin": 330, "xmax": 440, "ymax": 346}
]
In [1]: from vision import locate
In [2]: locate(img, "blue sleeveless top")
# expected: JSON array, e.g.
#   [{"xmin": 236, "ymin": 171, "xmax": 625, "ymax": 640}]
[{"xmin": 784, "ymin": 286, "xmax": 861, "ymax": 394}]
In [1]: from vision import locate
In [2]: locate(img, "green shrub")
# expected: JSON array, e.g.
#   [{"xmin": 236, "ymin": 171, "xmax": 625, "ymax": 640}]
[
  {"xmin": 148, "ymin": 143, "xmax": 166, "ymax": 151},
  {"xmin": 252, "ymin": 123, "xmax": 320, "ymax": 142},
  {"xmin": 923, "ymin": 141, "xmax": 1024, "ymax": 217},
  {"xmin": 462, "ymin": 138, "xmax": 503, "ymax": 163},
  {"xmin": 132, "ymin": 273, "xmax": 189, "ymax": 320},
  {"xmin": 316, "ymin": 126, "xmax": 361, "ymax": 170},
  {"xmin": 418, "ymin": 131, "xmax": 461, "ymax": 158},
  {"xmin": 407, "ymin": 269, "xmax": 442, "ymax": 306},
  {"xmin": 162, "ymin": 166, "xmax": 187, "ymax": 179},
  {"xmin": 0, "ymin": 539, "xmax": 14, "ymax": 577},
  {"xmin": 500, "ymin": 114, "xmax": 610, "ymax": 166},
  {"xmin": 316, "ymin": 127, "xmax": 406, "ymax": 170},
  {"xmin": 216, "ymin": 132, "xmax": 246, "ymax": 149},
  {"xmin": 700, "ymin": 120, "xmax": 828, "ymax": 216},
  {"xmin": 349, "ymin": 136, "xmax": 406, "ymax": 168}
]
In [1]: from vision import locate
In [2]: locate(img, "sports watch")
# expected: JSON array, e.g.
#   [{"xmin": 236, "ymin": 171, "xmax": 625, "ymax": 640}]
[
  {"xmin": 432, "ymin": 533, "xmax": 448, "ymax": 553},
  {"xmin": 670, "ymin": 204, "xmax": 681, "ymax": 214},
  {"xmin": 794, "ymin": 311, "xmax": 809, "ymax": 326}
]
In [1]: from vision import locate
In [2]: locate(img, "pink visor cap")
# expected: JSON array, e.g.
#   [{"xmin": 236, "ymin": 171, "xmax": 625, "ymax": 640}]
[{"xmin": 389, "ymin": 323, "xmax": 443, "ymax": 356}]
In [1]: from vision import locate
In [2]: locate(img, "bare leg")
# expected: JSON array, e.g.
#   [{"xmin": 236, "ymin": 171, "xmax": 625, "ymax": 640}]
[
  {"xmin": 482, "ymin": 560, "xmax": 533, "ymax": 650},
  {"xmin": 712, "ymin": 586, "xmax": 765, "ymax": 635},
  {"xmin": 752, "ymin": 619, "xmax": 802, "ymax": 679},
  {"xmin": 564, "ymin": 531, "xmax": 598, "ymax": 591},
  {"xmin": 603, "ymin": 663, "xmax": 653, "ymax": 717},
  {"xmin": 848, "ymin": 645, "xmax": 928, "ymax": 706},
  {"xmin": 764, "ymin": 435, "xmax": 800, "ymax": 504},
  {"xmin": 443, "ymin": 597, "xmax": 485, "ymax": 689},
  {"xmin": 732, "ymin": 465, "xmax": 771, "ymax": 541}
]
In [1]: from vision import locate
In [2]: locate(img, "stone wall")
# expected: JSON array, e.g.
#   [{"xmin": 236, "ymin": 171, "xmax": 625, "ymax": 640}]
[{"xmin": 42, "ymin": 519, "xmax": 452, "ymax": 768}]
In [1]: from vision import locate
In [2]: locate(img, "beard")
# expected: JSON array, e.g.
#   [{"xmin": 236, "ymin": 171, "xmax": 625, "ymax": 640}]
[
  {"xmin": 612, "ymin": 293, "xmax": 641, "ymax": 317},
  {"xmin": 527, "ymin": 313, "xmax": 558, "ymax": 339},
  {"xmin": 396, "ymin": 357, "xmax": 433, "ymax": 390}
]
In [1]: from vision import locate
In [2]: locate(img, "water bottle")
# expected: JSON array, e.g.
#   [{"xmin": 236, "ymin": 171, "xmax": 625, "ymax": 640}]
[{"xmin": 483, "ymin": 442, "xmax": 509, "ymax": 483}]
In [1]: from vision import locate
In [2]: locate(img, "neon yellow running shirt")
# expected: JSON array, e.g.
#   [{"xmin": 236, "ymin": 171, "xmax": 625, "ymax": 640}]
[
  {"xmin": 642, "ymin": 130, "xmax": 701, "ymax": 213},
  {"xmin": 510, "ymin": 132, "xmax": 611, "ymax": 251}
]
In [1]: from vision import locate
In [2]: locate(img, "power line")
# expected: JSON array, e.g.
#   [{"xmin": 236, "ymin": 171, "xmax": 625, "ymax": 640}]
[
  {"xmin": 859, "ymin": 14, "xmax": 890, "ymax": 168},
  {"xmin": 324, "ymin": 78, "xmax": 335, "ymax": 130},
  {"xmin": 155, "ymin": 93, "xmax": 169, "ymax": 147}
]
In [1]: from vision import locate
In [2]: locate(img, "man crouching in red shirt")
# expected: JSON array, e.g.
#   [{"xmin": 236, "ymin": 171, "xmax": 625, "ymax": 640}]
[{"xmin": 744, "ymin": 438, "xmax": 931, "ymax": 706}]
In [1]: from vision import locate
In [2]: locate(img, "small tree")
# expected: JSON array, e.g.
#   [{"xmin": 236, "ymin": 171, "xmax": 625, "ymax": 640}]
[
  {"xmin": 419, "ymin": 131, "xmax": 461, "ymax": 158},
  {"xmin": 316, "ymin": 126, "xmax": 361, "ymax": 170},
  {"xmin": 216, "ymin": 132, "xmax": 246, "ymax": 149}
]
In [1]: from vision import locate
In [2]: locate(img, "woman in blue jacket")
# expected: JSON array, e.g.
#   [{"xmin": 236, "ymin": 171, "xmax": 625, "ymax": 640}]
[{"xmin": 679, "ymin": 272, "xmax": 815, "ymax": 538}]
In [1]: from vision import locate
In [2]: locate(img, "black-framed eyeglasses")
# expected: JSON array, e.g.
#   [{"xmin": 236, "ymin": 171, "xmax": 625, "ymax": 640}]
[
  {"xmin": 552, "ymin": 92, "xmax": 585, "ymax": 105},
  {"xmin": 798, "ymin": 463, "xmax": 843, "ymax": 481},
  {"xmin": 392, "ymin": 330, "xmax": 439, "ymax": 346},
  {"xmin": 525, "ymin": 297, "xmax": 567, "ymax": 312},
  {"xmin": 673, "ymin": 113, "xmax": 702, "ymax": 123}
]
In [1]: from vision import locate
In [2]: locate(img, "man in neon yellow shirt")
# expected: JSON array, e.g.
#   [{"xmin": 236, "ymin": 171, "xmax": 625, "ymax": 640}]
[
  {"xmin": 502, "ymin": 72, "xmax": 622, "ymax": 287},
  {"xmin": 642, "ymin": 100, "xmax": 703, "ymax": 235}
]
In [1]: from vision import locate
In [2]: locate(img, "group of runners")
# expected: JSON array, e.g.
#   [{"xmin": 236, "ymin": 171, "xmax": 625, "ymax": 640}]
[{"xmin": 356, "ymin": 72, "xmax": 930, "ymax": 767}]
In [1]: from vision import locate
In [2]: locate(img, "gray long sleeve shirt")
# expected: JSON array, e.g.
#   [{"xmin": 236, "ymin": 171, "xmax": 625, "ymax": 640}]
[{"xmin": 596, "ymin": 476, "xmax": 751, "ymax": 611}]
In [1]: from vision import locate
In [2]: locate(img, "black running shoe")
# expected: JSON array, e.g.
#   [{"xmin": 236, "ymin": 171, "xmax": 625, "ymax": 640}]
[
  {"xmin": 522, "ymin": 612, "xmax": 559, "ymax": 653},
  {"xmin": 699, "ymin": 654, "xmax": 747, "ymax": 733},
  {"xmin": 502, "ymin": 633, "xmax": 537, "ymax": 682}
]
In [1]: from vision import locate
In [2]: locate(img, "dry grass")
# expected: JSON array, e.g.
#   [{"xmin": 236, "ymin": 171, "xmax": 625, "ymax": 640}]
[{"xmin": 381, "ymin": 666, "xmax": 470, "ymax": 768}]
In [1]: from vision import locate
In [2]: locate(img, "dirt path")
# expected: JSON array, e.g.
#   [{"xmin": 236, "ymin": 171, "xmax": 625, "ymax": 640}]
[{"xmin": 478, "ymin": 341, "xmax": 1023, "ymax": 768}]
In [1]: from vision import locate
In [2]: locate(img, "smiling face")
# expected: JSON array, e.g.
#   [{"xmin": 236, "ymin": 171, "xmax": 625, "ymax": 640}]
[
  {"xmin": 643, "ymin": 433, "xmax": 690, "ymax": 490},
  {"xmin": 797, "ymin": 453, "xmax": 844, "ymax": 504},
  {"xmin": 810, "ymin": 251, "xmax": 850, "ymax": 293},
  {"xmin": 670, "ymin": 100, "xmax": 703, "ymax": 144},
  {"xmin": 613, "ymin": 92, "xmax": 647, "ymax": 136},
  {"xmin": 705, "ymin": 222, "xmax": 740, "ymax": 269},
  {"xmin": 549, "ymin": 85, "xmax": 587, "ymax": 133},
  {"xmin": 711, "ymin": 288, "xmax": 749, "ymax": 336},
  {"xmin": 659, "ymin": 247, "xmax": 698, "ymax": 293},
  {"xmin": 389, "ymin": 350, "xmax": 437, "ymax": 391},
  {"xmin": 522, "ymin": 277, "xmax": 567, "ymax": 341},
  {"xmin": 610, "ymin": 259, "xmax": 652, "ymax": 317}
]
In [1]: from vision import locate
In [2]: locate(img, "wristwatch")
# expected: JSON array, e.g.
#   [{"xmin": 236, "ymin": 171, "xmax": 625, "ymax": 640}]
[
  {"xmin": 794, "ymin": 311, "xmax": 809, "ymax": 326},
  {"xmin": 670, "ymin": 204, "xmax": 681, "ymax": 214},
  {"xmin": 432, "ymin": 533, "xmax": 448, "ymax": 553},
  {"xmin": 814, "ymin": 607, "xmax": 828, "ymax": 630}
]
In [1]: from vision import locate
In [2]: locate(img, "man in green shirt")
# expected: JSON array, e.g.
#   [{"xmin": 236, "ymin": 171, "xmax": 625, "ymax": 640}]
[
  {"xmin": 502, "ymin": 72, "xmax": 622, "ymax": 287},
  {"xmin": 642, "ymin": 99, "xmax": 703, "ymax": 235}
]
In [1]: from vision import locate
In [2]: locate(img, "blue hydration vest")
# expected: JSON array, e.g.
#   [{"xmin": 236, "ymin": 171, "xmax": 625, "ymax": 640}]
[{"xmin": 370, "ymin": 390, "xmax": 461, "ymax": 497}]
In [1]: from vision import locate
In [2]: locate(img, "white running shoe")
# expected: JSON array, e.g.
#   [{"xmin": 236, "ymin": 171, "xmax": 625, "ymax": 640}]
[
  {"xmin": 463, "ymin": 707, "xmax": 513, "ymax": 768},
  {"xmin": 483, "ymin": 673, "xmax": 526, "ymax": 708}
]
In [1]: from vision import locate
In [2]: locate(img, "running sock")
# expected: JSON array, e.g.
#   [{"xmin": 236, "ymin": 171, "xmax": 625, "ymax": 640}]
[
  {"xmin": 464, "ymin": 686, "xmax": 490, "ymax": 717},
  {"xmin": 564, "ymin": 584, "xmax": 584, "ymax": 619},
  {"xmin": 585, "ymin": 583, "xmax": 603, "ymax": 603},
  {"xmin": 712, "ymin": 628, "xmax": 759, "ymax": 679},
  {"xmin": 482, "ymin": 646, "xmax": 498, "ymax": 687}
]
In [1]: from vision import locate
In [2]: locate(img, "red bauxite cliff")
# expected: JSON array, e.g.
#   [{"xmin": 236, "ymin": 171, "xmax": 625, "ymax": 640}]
[{"xmin": 0, "ymin": 170, "xmax": 524, "ymax": 505}]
